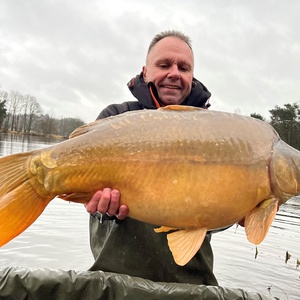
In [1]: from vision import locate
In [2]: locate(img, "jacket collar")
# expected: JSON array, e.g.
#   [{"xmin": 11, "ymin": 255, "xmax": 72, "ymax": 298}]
[{"xmin": 127, "ymin": 72, "xmax": 211, "ymax": 109}]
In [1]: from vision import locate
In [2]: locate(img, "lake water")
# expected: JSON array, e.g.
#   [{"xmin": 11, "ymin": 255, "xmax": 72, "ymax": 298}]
[{"xmin": 0, "ymin": 133, "xmax": 299, "ymax": 299}]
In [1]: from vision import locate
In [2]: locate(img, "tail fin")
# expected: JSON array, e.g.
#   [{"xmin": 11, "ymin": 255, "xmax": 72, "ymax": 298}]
[{"xmin": 0, "ymin": 152, "xmax": 52, "ymax": 247}]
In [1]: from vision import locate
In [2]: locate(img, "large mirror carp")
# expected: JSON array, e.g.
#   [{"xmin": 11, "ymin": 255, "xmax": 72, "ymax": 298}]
[{"xmin": 0, "ymin": 105, "xmax": 298, "ymax": 265}]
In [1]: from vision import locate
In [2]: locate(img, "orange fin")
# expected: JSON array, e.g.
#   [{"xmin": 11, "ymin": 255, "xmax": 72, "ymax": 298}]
[
  {"xmin": 166, "ymin": 227, "xmax": 207, "ymax": 266},
  {"xmin": 0, "ymin": 153, "xmax": 52, "ymax": 246},
  {"xmin": 245, "ymin": 198, "xmax": 278, "ymax": 245},
  {"xmin": 58, "ymin": 192, "xmax": 94, "ymax": 204},
  {"xmin": 159, "ymin": 105, "xmax": 202, "ymax": 111},
  {"xmin": 154, "ymin": 226, "xmax": 182, "ymax": 233}
]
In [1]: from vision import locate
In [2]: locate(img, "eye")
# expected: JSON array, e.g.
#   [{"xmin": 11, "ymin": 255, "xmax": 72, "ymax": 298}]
[
  {"xmin": 179, "ymin": 65, "xmax": 190, "ymax": 72},
  {"xmin": 159, "ymin": 64, "xmax": 169, "ymax": 69}
]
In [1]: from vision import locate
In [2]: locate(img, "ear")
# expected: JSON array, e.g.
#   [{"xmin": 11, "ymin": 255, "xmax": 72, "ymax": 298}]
[{"xmin": 142, "ymin": 66, "xmax": 147, "ymax": 82}]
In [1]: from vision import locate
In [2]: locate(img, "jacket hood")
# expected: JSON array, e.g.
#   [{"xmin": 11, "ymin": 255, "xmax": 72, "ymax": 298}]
[{"xmin": 127, "ymin": 72, "xmax": 211, "ymax": 109}]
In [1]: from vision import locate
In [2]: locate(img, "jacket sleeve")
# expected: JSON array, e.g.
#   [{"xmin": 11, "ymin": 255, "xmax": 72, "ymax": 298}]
[{"xmin": 0, "ymin": 267, "xmax": 280, "ymax": 300}]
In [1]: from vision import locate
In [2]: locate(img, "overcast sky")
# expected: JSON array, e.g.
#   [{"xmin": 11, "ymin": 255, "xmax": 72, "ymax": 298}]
[{"xmin": 0, "ymin": 0, "xmax": 299, "ymax": 123}]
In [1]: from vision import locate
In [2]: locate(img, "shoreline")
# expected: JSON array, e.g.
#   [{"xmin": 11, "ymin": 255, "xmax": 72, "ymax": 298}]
[{"xmin": 0, "ymin": 130, "xmax": 67, "ymax": 140}]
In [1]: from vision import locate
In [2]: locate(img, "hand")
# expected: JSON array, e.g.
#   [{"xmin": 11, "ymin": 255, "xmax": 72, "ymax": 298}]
[{"xmin": 85, "ymin": 188, "xmax": 129, "ymax": 220}]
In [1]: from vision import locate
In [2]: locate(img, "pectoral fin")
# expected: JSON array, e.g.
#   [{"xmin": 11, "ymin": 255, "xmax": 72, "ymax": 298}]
[
  {"xmin": 166, "ymin": 227, "xmax": 208, "ymax": 266},
  {"xmin": 245, "ymin": 198, "xmax": 278, "ymax": 245}
]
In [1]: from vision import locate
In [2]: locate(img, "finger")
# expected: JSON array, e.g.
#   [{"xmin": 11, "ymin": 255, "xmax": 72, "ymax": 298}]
[
  {"xmin": 116, "ymin": 204, "xmax": 129, "ymax": 220},
  {"xmin": 85, "ymin": 190, "xmax": 103, "ymax": 213},
  {"xmin": 106, "ymin": 189, "xmax": 121, "ymax": 216},
  {"xmin": 97, "ymin": 188, "xmax": 112, "ymax": 214}
]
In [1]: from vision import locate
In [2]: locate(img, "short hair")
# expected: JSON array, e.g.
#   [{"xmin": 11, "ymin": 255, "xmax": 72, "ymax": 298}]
[{"xmin": 147, "ymin": 30, "xmax": 192, "ymax": 54}]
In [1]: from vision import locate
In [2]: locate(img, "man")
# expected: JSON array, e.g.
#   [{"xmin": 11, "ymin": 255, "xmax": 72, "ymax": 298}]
[{"xmin": 85, "ymin": 30, "xmax": 217, "ymax": 285}]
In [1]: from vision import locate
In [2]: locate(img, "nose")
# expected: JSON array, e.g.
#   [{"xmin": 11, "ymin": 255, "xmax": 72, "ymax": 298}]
[{"xmin": 167, "ymin": 64, "xmax": 180, "ymax": 79}]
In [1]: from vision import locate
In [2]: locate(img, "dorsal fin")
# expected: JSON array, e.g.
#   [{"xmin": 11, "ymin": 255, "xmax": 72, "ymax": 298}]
[
  {"xmin": 159, "ymin": 105, "xmax": 202, "ymax": 111},
  {"xmin": 69, "ymin": 120, "xmax": 105, "ymax": 139}
]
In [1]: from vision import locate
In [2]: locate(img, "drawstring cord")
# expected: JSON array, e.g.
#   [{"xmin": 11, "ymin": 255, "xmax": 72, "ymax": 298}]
[{"xmin": 149, "ymin": 85, "xmax": 161, "ymax": 108}]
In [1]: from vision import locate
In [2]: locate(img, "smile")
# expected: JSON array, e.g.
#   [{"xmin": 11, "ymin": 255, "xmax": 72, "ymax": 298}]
[{"xmin": 162, "ymin": 85, "xmax": 180, "ymax": 89}]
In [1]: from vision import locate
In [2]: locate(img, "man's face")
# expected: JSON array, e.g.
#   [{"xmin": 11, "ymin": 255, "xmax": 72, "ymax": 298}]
[{"xmin": 143, "ymin": 36, "xmax": 194, "ymax": 106}]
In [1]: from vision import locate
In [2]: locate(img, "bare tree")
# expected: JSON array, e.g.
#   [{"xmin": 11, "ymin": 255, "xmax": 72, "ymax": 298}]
[
  {"xmin": 1, "ymin": 88, "xmax": 84, "ymax": 136},
  {"xmin": 23, "ymin": 95, "xmax": 42, "ymax": 133},
  {"xmin": 5, "ymin": 90, "xmax": 24, "ymax": 131},
  {"xmin": 58, "ymin": 117, "xmax": 85, "ymax": 138},
  {"xmin": 0, "ymin": 90, "xmax": 8, "ymax": 129},
  {"xmin": 36, "ymin": 114, "xmax": 58, "ymax": 135}
]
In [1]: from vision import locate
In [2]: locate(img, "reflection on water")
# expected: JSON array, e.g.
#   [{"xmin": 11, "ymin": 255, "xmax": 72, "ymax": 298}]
[
  {"xmin": 0, "ymin": 133, "xmax": 64, "ymax": 157},
  {"xmin": 0, "ymin": 133, "xmax": 299, "ymax": 299}
]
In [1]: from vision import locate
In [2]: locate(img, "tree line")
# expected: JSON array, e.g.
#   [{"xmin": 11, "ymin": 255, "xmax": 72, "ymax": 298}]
[
  {"xmin": 1, "ymin": 89, "xmax": 300, "ymax": 149},
  {"xmin": 251, "ymin": 102, "xmax": 300, "ymax": 150},
  {"xmin": 0, "ymin": 89, "xmax": 85, "ymax": 138}
]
